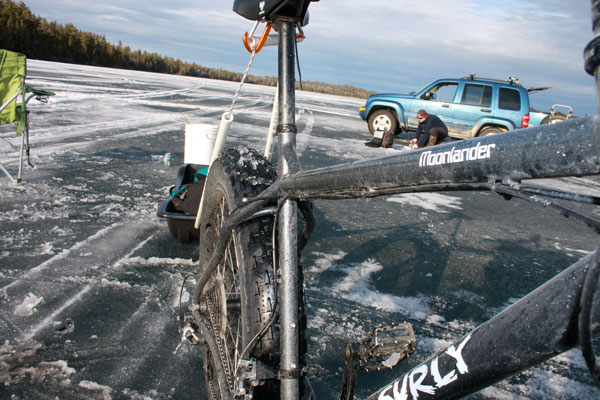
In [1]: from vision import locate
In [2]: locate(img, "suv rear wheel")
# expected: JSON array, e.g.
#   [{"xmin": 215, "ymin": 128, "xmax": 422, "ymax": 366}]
[
  {"xmin": 368, "ymin": 109, "xmax": 397, "ymax": 135},
  {"xmin": 478, "ymin": 126, "xmax": 505, "ymax": 136}
]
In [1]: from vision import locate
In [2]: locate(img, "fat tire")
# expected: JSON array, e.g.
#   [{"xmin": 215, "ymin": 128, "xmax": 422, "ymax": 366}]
[{"xmin": 196, "ymin": 147, "xmax": 280, "ymax": 399}]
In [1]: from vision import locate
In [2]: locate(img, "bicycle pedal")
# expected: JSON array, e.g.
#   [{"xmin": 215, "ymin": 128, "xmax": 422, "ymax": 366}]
[
  {"xmin": 358, "ymin": 323, "xmax": 416, "ymax": 372},
  {"xmin": 179, "ymin": 313, "xmax": 204, "ymax": 346},
  {"xmin": 339, "ymin": 323, "xmax": 417, "ymax": 399}
]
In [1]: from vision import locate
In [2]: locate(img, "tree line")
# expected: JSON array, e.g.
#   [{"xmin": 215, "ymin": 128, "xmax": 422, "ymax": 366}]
[{"xmin": 0, "ymin": 0, "xmax": 373, "ymax": 98}]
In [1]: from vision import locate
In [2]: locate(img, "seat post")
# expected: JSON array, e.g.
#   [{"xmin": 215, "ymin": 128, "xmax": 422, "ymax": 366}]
[
  {"xmin": 276, "ymin": 17, "xmax": 301, "ymax": 400},
  {"xmin": 276, "ymin": 18, "xmax": 301, "ymax": 176}
]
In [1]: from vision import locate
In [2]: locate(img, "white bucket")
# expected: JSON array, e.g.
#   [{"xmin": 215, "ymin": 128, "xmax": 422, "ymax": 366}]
[{"xmin": 184, "ymin": 124, "xmax": 218, "ymax": 165}]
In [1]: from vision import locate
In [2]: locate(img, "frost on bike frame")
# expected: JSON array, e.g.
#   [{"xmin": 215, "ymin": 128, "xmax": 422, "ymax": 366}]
[{"xmin": 188, "ymin": 1, "xmax": 600, "ymax": 399}]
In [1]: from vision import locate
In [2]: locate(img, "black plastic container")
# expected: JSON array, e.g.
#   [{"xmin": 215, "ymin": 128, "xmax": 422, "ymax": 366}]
[{"xmin": 156, "ymin": 164, "xmax": 206, "ymax": 243}]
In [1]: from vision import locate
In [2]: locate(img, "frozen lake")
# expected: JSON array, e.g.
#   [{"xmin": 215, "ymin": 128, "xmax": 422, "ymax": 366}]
[{"xmin": 1, "ymin": 60, "xmax": 599, "ymax": 399}]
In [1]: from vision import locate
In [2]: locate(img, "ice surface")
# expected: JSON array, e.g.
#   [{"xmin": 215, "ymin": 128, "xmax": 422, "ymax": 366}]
[
  {"xmin": 0, "ymin": 340, "xmax": 74, "ymax": 388},
  {"xmin": 387, "ymin": 192, "xmax": 464, "ymax": 213},
  {"xmin": 331, "ymin": 258, "xmax": 429, "ymax": 319},
  {"xmin": 78, "ymin": 380, "xmax": 112, "ymax": 399},
  {"xmin": 0, "ymin": 60, "xmax": 598, "ymax": 399},
  {"xmin": 13, "ymin": 293, "xmax": 43, "ymax": 317}
]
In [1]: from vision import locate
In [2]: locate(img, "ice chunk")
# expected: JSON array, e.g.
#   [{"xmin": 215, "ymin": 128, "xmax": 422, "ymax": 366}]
[{"xmin": 14, "ymin": 293, "xmax": 43, "ymax": 317}]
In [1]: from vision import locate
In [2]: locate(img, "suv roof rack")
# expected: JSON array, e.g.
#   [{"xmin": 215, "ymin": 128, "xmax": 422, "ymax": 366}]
[{"xmin": 462, "ymin": 73, "xmax": 523, "ymax": 86}]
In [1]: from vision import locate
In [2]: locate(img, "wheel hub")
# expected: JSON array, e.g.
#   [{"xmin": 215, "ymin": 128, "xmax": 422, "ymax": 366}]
[{"xmin": 374, "ymin": 115, "xmax": 392, "ymax": 130}]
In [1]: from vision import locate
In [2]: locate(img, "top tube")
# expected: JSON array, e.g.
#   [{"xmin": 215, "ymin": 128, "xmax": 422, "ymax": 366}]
[{"xmin": 270, "ymin": 117, "xmax": 600, "ymax": 200}]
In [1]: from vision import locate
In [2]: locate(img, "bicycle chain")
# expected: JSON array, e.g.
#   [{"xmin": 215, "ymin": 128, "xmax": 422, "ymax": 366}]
[{"xmin": 202, "ymin": 284, "xmax": 236, "ymax": 394}]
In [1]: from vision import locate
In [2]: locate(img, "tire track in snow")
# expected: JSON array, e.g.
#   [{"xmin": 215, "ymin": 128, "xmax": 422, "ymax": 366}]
[
  {"xmin": 19, "ymin": 95, "xmax": 271, "ymax": 161},
  {"xmin": 0, "ymin": 222, "xmax": 120, "ymax": 294},
  {"xmin": 20, "ymin": 227, "xmax": 161, "ymax": 342},
  {"xmin": 21, "ymin": 284, "xmax": 94, "ymax": 341},
  {"xmin": 0, "ymin": 219, "xmax": 159, "ymax": 342},
  {"xmin": 105, "ymin": 278, "xmax": 183, "ymax": 391}
]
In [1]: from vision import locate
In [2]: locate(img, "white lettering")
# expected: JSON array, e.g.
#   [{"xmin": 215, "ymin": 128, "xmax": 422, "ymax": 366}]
[
  {"xmin": 378, "ymin": 333, "xmax": 473, "ymax": 399},
  {"xmin": 477, "ymin": 144, "xmax": 488, "ymax": 159},
  {"xmin": 419, "ymin": 151, "xmax": 431, "ymax": 167},
  {"xmin": 378, "ymin": 375, "xmax": 408, "ymax": 400},
  {"xmin": 469, "ymin": 144, "xmax": 478, "ymax": 160},
  {"xmin": 396, "ymin": 375, "xmax": 409, "ymax": 400},
  {"xmin": 444, "ymin": 150, "xmax": 451, "ymax": 164},
  {"xmin": 409, "ymin": 365, "xmax": 436, "ymax": 398},
  {"xmin": 378, "ymin": 384, "xmax": 394, "ymax": 400},
  {"xmin": 418, "ymin": 142, "xmax": 497, "ymax": 167},
  {"xmin": 452, "ymin": 146, "xmax": 462, "ymax": 162},
  {"xmin": 431, "ymin": 356, "xmax": 457, "ymax": 388},
  {"xmin": 445, "ymin": 333, "xmax": 472, "ymax": 374}
]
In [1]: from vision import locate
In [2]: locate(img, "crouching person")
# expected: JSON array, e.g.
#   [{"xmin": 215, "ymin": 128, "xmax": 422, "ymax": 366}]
[{"xmin": 410, "ymin": 109, "xmax": 448, "ymax": 149}]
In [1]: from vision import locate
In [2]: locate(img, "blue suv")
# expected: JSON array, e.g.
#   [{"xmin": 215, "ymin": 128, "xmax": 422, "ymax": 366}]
[{"xmin": 358, "ymin": 76, "xmax": 535, "ymax": 139}]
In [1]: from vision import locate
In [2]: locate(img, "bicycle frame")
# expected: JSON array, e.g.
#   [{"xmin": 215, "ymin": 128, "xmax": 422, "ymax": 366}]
[
  {"xmin": 276, "ymin": 19, "xmax": 303, "ymax": 399},
  {"xmin": 198, "ymin": 5, "xmax": 600, "ymax": 399},
  {"xmin": 367, "ymin": 253, "xmax": 600, "ymax": 400},
  {"xmin": 270, "ymin": 12, "xmax": 600, "ymax": 399}
]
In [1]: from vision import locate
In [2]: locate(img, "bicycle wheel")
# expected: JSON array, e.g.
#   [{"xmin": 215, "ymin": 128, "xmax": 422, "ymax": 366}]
[{"xmin": 194, "ymin": 147, "xmax": 280, "ymax": 399}]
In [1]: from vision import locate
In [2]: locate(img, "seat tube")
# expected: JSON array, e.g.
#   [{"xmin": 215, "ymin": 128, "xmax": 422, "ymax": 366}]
[{"xmin": 276, "ymin": 18, "xmax": 301, "ymax": 400}]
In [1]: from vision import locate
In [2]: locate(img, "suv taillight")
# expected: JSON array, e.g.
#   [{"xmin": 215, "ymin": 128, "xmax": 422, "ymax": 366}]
[{"xmin": 521, "ymin": 114, "xmax": 530, "ymax": 128}]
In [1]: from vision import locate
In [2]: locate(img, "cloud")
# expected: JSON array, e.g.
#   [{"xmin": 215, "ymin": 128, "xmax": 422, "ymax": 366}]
[
  {"xmin": 302, "ymin": 0, "xmax": 595, "ymax": 114},
  {"xmin": 22, "ymin": 0, "xmax": 598, "ymax": 116}
]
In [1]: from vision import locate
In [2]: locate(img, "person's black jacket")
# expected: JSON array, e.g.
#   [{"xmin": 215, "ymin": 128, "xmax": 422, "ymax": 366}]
[{"xmin": 415, "ymin": 115, "xmax": 448, "ymax": 148}]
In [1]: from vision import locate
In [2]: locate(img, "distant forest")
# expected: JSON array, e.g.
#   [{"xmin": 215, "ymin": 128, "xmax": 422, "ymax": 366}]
[{"xmin": 0, "ymin": 0, "xmax": 373, "ymax": 98}]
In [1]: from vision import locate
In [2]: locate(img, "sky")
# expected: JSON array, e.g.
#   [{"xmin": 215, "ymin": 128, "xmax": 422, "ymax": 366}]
[{"xmin": 21, "ymin": 0, "xmax": 599, "ymax": 116}]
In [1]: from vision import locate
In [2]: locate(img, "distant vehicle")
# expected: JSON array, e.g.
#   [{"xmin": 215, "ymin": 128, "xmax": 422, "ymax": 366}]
[
  {"xmin": 531, "ymin": 104, "xmax": 573, "ymax": 126},
  {"xmin": 358, "ymin": 75, "xmax": 571, "ymax": 139}
]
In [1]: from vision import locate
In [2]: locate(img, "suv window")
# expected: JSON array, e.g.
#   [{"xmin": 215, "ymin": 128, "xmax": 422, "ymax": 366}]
[
  {"xmin": 498, "ymin": 87, "xmax": 521, "ymax": 111},
  {"xmin": 461, "ymin": 84, "xmax": 492, "ymax": 107},
  {"xmin": 422, "ymin": 82, "xmax": 458, "ymax": 102}
]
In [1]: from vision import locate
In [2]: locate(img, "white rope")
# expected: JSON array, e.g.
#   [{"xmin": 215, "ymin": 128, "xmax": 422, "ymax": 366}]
[
  {"xmin": 194, "ymin": 46, "xmax": 258, "ymax": 230},
  {"xmin": 227, "ymin": 49, "xmax": 257, "ymax": 117}
]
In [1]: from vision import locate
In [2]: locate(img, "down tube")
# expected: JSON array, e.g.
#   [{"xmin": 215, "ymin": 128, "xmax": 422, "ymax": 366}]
[{"xmin": 367, "ymin": 252, "xmax": 600, "ymax": 400}]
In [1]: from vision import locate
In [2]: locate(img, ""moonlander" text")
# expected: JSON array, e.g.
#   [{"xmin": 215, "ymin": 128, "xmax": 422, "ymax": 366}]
[{"xmin": 419, "ymin": 142, "xmax": 496, "ymax": 167}]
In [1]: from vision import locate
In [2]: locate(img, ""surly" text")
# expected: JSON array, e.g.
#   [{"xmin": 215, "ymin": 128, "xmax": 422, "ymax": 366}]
[{"xmin": 377, "ymin": 333, "xmax": 472, "ymax": 400}]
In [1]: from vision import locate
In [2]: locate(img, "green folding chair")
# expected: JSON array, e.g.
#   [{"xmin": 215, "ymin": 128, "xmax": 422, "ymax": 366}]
[{"xmin": 0, "ymin": 49, "xmax": 54, "ymax": 183}]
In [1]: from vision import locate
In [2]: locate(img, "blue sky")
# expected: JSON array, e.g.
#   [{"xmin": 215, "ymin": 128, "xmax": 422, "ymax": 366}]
[{"xmin": 22, "ymin": 0, "xmax": 598, "ymax": 116}]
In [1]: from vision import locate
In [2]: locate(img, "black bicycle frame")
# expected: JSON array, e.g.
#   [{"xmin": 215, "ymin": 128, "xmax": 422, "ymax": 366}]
[
  {"xmin": 229, "ymin": 4, "xmax": 600, "ymax": 400},
  {"xmin": 276, "ymin": 18, "xmax": 303, "ymax": 399},
  {"xmin": 265, "ymin": 115, "xmax": 600, "ymax": 200},
  {"xmin": 367, "ymin": 251, "xmax": 600, "ymax": 400},
  {"xmin": 265, "ymin": 81, "xmax": 600, "ymax": 400}
]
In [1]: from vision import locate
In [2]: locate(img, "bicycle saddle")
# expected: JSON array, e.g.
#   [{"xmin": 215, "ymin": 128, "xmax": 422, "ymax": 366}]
[{"xmin": 233, "ymin": 0, "xmax": 317, "ymax": 22}]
